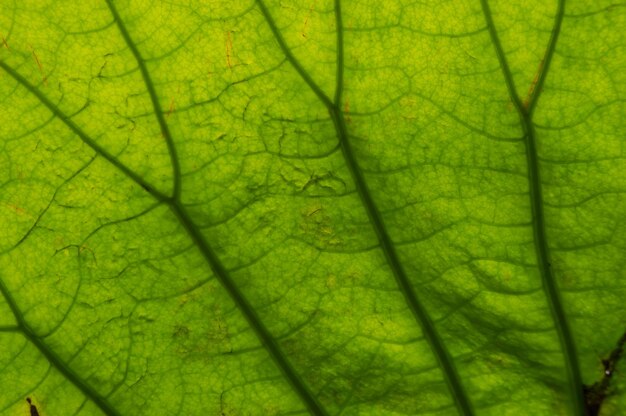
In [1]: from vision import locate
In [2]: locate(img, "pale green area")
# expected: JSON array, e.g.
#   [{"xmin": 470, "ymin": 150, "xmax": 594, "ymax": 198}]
[{"xmin": 0, "ymin": 1, "xmax": 625, "ymax": 415}]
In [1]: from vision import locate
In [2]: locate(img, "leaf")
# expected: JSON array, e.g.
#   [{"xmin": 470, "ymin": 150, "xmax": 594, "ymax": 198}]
[{"xmin": 0, "ymin": 0, "xmax": 625, "ymax": 415}]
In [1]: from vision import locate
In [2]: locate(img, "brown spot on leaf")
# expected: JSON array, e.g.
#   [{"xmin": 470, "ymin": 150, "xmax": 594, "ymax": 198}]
[
  {"xmin": 30, "ymin": 47, "xmax": 47, "ymax": 86},
  {"xmin": 26, "ymin": 398, "xmax": 40, "ymax": 416},
  {"xmin": 225, "ymin": 31, "xmax": 233, "ymax": 69},
  {"xmin": 583, "ymin": 330, "xmax": 626, "ymax": 415}
]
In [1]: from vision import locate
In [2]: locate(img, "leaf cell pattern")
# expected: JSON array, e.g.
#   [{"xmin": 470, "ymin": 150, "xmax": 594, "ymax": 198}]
[{"xmin": 1, "ymin": 0, "xmax": 625, "ymax": 415}]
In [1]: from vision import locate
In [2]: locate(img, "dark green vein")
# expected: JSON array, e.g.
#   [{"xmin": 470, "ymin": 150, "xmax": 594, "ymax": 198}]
[
  {"xmin": 0, "ymin": 60, "xmax": 172, "ymax": 204},
  {"xmin": 478, "ymin": 0, "xmax": 523, "ymax": 110},
  {"xmin": 104, "ymin": 0, "xmax": 182, "ymax": 200},
  {"xmin": 479, "ymin": 1, "xmax": 584, "ymax": 415},
  {"xmin": 526, "ymin": 0, "xmax": 565, "ymax": 116},
  {"xmin": 331, "ymin": 1, "xmax": 473, "ymax": 415},
  {"xmin": 255, "ymin": 0, "xmax": 334, "ymax": 109},
  {"xmin": 1, "ymin": 57, "xmax": 325, "ymax": 416},
  {"xmin": 0, "ymin": 276, "xmax": 121, "ymax": 416},
  {"xmin": 168, "ymin": 202, "xmax": 328, "ymax": 416},
  {"xmin": 255, "ymin": 0, "xmax": 474, "ymax": 413},
  {"xmin": 0, "ymin": 325, "xmax": 20, "ymax": 332},
  {"xmin": 108, "ymin": 1, "xmax": 330, "ymax": 410}
]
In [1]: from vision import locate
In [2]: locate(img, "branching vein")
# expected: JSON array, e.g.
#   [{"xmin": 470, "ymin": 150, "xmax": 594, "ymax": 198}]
[
  {"xmin": 256, "ymin": 0, "xmax": 474, "ymax": 414},
  {"xmin": 104, "ymin": 0, "xmax": 182, "ymax": 200},
  {"xmin": 478, "ymin": 1, "xmax": 584, "ymax": 415},
  {"xmin": 1, "ymin": 25, "xmax": 325, "ymax": 416}
]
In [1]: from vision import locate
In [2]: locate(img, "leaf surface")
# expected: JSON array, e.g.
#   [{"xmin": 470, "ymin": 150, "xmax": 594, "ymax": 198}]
[{"xmin": 1, "ymin": 1, "xmax": 625, "ymax": 415}]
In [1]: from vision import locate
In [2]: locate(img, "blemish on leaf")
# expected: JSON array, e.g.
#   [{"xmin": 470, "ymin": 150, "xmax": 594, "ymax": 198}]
[
  {"xmin": 583, "ymin": 330, "xmax": 626, "ymax": 415},
  {"xmin": 522, "ymin": 58, "xmax": 545, "ymax": 110},
  {"xmin": 1, "ymin": 202, "xmax": 26, "ymax": 216},
  {"xmin": 299, "ymin": 172, "xmax": 347, "ymax": 196},
  {"xmin": 307, "ymin": 207, "xmax": 322, "ymax": 217},
  {"xmin": 173, "ymin": 324, "xmax": 190, "ymax": 338},
  {"xmin": 166, "ymin": 97, "xmax": 175, "ymax": 119},
  {"xmin": 325, "ymin": 274, "xmax": 336, "ymax": 289},
  {"xmin": 96, "ymin": 53, "xmax": 114, "ymax": 79},
  {"xmin": 300, "ymin": 203, "xmax": 343, "ymax": 247},
  {"xmin": 29, "ymin": 47, "xmax": 47, "ymax": 86},
  {"xmin": 225, "ymin": 30, "xmax": 234, "ymax": 69},
  {"xmin": 301, "ymin": 3, "xmax": 315, "ymax": 38},
  {"xmin": 166, "ymin": 86, "xmax": 181, "ymax": 119},
  {"xmin": 1, "ymin": 36, "xmax": 8, "ymax": 49},
  {"xmin": 26, "ymin": 397, "xmax": 40, "ymax": 416},
  {"xmin": 78, "ymin": 243, "xmax": 97, "ymax": 264}
]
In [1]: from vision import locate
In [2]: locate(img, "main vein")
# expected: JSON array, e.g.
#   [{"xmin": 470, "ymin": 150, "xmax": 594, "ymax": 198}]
[
  {"xmin": 104, "ymin": 2, "xmax": 327, "ymax": 412},
  {"xmin": 168, "ymin": 203, "xmax": 327, "ymax": 415},
  {"xmin": 256, "ymin": 0, "xmax": 474, "ymax": 414},
  {"xmin": 331, "ymin": 1, "xmax": 473, "ymax": 415},
  {"xmin": 478, "ymin": 1, "xmax": 584, "ymax": 415},
  {"xmin": 1, "ymin": 18, "xmax": 326, "ymax": 416}
]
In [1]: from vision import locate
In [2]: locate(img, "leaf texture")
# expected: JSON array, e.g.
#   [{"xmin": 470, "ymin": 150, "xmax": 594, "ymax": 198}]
[{"xmin": 1, "ymin": 1, "xmax": 625, "ymax": 415}]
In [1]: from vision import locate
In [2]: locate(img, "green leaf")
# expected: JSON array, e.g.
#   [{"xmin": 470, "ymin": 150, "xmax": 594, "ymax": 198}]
[{"xmin": 1, "ymin": 0, "xmax": 625, "ymax": 415}]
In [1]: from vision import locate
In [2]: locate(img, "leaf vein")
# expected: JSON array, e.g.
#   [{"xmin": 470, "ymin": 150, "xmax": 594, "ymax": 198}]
[
  {"xmin": 479, "ymin": 1, "xmax": 584, "ymax": 414},
  {"xmin": 0, "ymin": 276, "xmax": 122, "ymax": 416},
  {"xmin": 0, "ymin": 59, "xmax": 323, "ymax": 416},
  {"xmin": 104, "ymin": 0, "xmax": 182, "ymax": 200}
]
